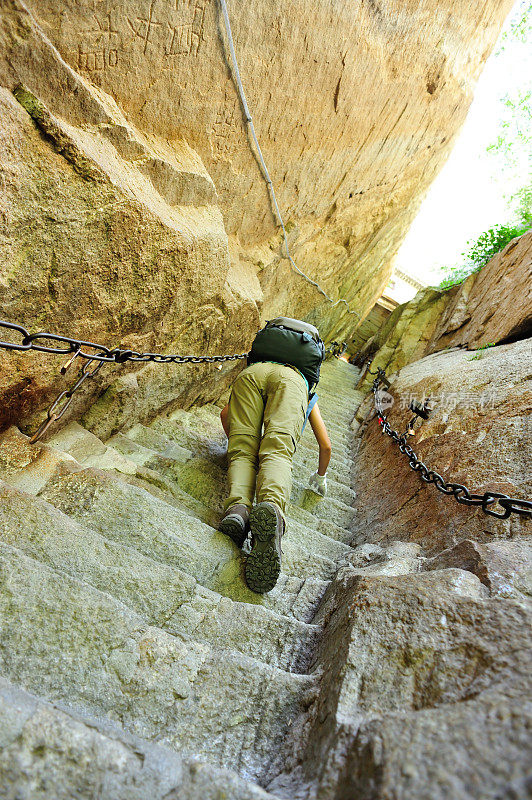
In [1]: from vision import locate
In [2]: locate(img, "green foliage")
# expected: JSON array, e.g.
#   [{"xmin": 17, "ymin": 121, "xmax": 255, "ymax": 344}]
[
  {"xmin": 487, "ymin": 89, "xmax": 532, "ymax": 168},
  {"xmin": 436, "ymin": 221, "xmax": 528, "ymax": 289},
  {"xmin": 489, "ymin": 2, "xmax": 532, "ymax": 185},
  {"xmin": 437, "ymin": 264, "xmax": 481, "ymax": 290},
  {"xmin": 435, "ymin": 2, "xmax": 532, "ymax": 293},
  {"xmin": 466, "ymin": 222, "xmax": 528, "ymax": 267},
  {"xmin": 436, "ymin": 184, "xmax": 532, "ymax": 290},
  {"xmin": 436, "ymin": 222, "xmax": 530, "ymax": 289},
  {"xmin": 513, "ymin": 183, "xmax": 532, "ymax": 225},
  {"xmin": 498, "ymin": 1, "xmax": 532, "ymax": 51},
  {"xmin": 468, "ymin": 342, "xmax": 496, "ymax": 360}
]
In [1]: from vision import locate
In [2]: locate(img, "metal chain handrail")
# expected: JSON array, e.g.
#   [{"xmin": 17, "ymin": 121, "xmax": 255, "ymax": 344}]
[
  {"xmin": 1, "ymin": 319, "xmax": 352, "ymax": 441},
  {"xmin": 1, "ymin": 318, "xmax": 248, "ymax": 442},
  {"xmin": 29, "ymin": 355, "xmax": 106, "ymax": 444},
  {"xmin": 0, "ymin": 320, "xmax": 249, "ymax": 365},
  {"xmin": 371, "ymin": 368, "xmax": 532, "ymax": 521}
]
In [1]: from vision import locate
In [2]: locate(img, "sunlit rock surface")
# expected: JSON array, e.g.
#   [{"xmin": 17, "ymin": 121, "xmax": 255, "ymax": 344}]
[
  {"xmin": 352, "ymin": 339, "xmax": 531, "ymax": 554},
  {"xmin": 0, "ymin": 0, "xmax": 514, "ymax": 431},
  {"xmin": 328, "ymin": 257, "xmax": 532, "ymax": 799},
  {"xmin": 0, "ymin": 1, "xmax": 529, "ymax": 797},
  {"xmin": 356, "ymin": 230, "xmax": 532, "ymax": 389}
]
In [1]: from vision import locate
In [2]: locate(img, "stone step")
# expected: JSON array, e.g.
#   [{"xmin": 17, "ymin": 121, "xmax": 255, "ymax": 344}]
[
  {"xmin": 0, "ymin": 543, "xmax": 316, "ymax": 782},
  {"xmin": 316, "ymin": 395, "xmax": 356, "ymax": 409},
  {"xmin": 108, "ymin": 429, "xmax": 355, "ymax": 510},
  {"xmin": 96, "ymin": 437, "xmax": 355, "ymax": 565},
  {"xmin": 317, "ymin": 381, "xmax": 358, "ymax": 394},
  {"xmin": 282, "ymin": 517, "xmax": 352, "ymax": 564},
  {"xmin": 120, "ymin": 423, "xmax": 194, "ymax": 462},
  {"xmin": 0, "ymin": 353, "xmax": 368, "ymax": 795},
  {"xmin": 301, "ymin": 420, "xmax": 353, "ymax": 443},
  {"xmin": 141, "ymin": 396, "xmax": 357, "ymax": 466},
  {"xmin": 317, "ymin": 369, "xmax": 357, "ymax": 384},
  {"xmin": 0, "ymin": 482, "xmax": 321, "ymax": 673},
  {"xmin": 287, "ymin": 504, "xmax": 355, "ymax": 546},
  {"xmin": 319, "ymin": 401, "xmax": 356, "ymax": 416},
  {"xmin": 305, "ymin": 431, "xmax": 354, "ymax": 452},
  {"xmin": 124, "ymin": 415, "xmax": 356, "ymax": 494},
  {"xmin": 37, "ymin": 460, "xmax": 341, "ymax": 587},
  {"xmin": 0, "ymin": 677, "xmax": 278, "ymax": 800},
  {"xmin": 3, "ymin": 417, "xmax": 356, "ymax": 571},
  {"xmin": 35, "ymin": 461, "xmax": 330, "ymax": 619},
  {"xmin": 44, "ymin": 419, "xmax": 356, "ymax": 552},
  {"xmin": 150, "ymin": 406, "xmax": 228, "ymax": 458},
  {"xmin": 124, "ymin": 463, "xmax": 353, "ymax": 564},
  {"xmin": 293, "ymin": 450, "xmax": 352, "ymax": 487},
  {"xmin": 318, "ymin": 372, "xmax": 358, "ymax": 390},
  {"xmin": 154, "ymin": 397, "xmax": 355, "ymax": 452},
  {"xmin": 294, "ymin": 474, "xmax": 357, "ymax": 507},
  {"xmin": 290, "ymin": 485, "xmax": 356, "ymax": 529},
  {"xmin": 317, "ymin": 415, "xmax": 355, "ymax": 432},
  {"xmin": 0, "ymin": 426, "xmax": 341, "ymax": 591},
  {"xmin": 318, "ymin": 419, "xmax": 354, "ymax": 436},
  {"xmin": 297, "ymin": 437, "xmax": 351, "ymax": 462},
  {"xmin": 0, "ymin": 426, "xmax": 78, "ymax": 494}
]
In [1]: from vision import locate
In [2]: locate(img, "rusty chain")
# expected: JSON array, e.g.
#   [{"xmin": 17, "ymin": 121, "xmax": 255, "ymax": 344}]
[
  {"xmin": 2, "ymin": 320, "xmax": 529, "ymax": 521},
  {"xmin": 1, "ymin": 319, "xmax": 351, "ymax": 443},
  {"xmin": 371, "ymin": 368, "xmax": 532, "ymax": 521}
]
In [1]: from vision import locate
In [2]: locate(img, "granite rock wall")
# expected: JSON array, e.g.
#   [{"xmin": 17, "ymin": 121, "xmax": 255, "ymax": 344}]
[{"xmin": 0, "ymin": 0, "xmax": 514, "ymax": 434}]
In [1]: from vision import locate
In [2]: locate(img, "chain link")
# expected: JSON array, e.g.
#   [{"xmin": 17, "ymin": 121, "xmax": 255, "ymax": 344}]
[
  {"xmin": 29, "ymin": 355, "xmax": 106, "ymax": 444},
  {"xmin": 0, "ymin": 319, "xmax": 249, "ymax": 365},
  {"xmin": 324, "ymin": 341, "xmax": 348, "ymax": 357},
  {"xmin": 1, "ymin": 318, "xmax": 248, "ymax": 443},
  {"xmin": 371, "ymin": 371, "xmax": 532, "ymax": 521}
]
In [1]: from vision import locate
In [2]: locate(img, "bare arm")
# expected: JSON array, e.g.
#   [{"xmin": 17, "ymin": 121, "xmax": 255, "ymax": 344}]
[
  {"xmin": 220, "ymin": 403, "xmax": 230, "ymax": 437},
  {"xmin": 309, "ymin": 403, "xmax": 331, "ymax": 476}
]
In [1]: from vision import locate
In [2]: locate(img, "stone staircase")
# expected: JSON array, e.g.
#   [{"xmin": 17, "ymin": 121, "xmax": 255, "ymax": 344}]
[{"xmin": 0, "ymin": 357, "xmax": 368, "ymax": 798}]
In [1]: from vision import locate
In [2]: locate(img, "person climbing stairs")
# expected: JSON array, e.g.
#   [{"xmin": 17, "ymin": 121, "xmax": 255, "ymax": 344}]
[
  {"xmin": 218, "ymin": 317, "xmax": 333, "ymax": 595},
  {"xmin": 0, "ymin": 356, "xmax": 363, "ymax": 796}
]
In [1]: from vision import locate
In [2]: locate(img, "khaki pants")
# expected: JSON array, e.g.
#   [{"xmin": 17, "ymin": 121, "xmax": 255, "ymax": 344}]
[{"xmin": 225, "ymin": 362, "xmax": 308, "ymax": 516}]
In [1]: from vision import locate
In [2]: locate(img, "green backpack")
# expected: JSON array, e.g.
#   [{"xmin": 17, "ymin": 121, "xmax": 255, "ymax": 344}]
[{"xmin": 248, "ymin": 317, "xmax": 325, "ymax": 390}]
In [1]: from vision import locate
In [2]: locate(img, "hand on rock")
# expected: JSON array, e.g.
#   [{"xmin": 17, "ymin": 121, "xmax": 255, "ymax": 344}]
[{"xmin": 308, "ymin": 471, "xmax": 327, "ymax": 497}]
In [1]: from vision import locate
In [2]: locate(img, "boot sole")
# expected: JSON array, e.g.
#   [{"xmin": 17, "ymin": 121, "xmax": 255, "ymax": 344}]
[
  {"xmin": 245, "ymin": 505, "xmax": 281, "ymax": 594},
  {"xmin": 219, "ymin": 517, "xmax": 246, "ymax": 548}
]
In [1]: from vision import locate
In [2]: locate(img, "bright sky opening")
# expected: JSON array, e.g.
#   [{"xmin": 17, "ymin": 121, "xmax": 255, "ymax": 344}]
[{"xmin": 394, "ymin": 0, "xmax": 532, "ymax": 289}]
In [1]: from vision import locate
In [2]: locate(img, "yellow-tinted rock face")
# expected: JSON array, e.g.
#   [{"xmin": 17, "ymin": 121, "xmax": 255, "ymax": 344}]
[
  {"xmin": 0, "ymin": 0, "xmax": 513, "ymax": 432},
  {"xmin": 355, "ymin": 230, "xmax": 532, "ymax": 396}
]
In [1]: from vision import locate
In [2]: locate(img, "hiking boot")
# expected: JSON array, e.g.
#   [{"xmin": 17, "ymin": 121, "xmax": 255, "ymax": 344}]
[
  {"xmin": 219, "ymin": 504, "xmax": 250, "ymax": 548},
  {"xmin": 245, "ymin": 501, "xmax": 284, "ymax": 594}
]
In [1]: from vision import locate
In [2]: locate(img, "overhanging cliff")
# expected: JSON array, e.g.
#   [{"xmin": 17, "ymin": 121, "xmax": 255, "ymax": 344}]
[{"xmin": 0, "ymin": 0, "xmax": 514, "ymax": 434}]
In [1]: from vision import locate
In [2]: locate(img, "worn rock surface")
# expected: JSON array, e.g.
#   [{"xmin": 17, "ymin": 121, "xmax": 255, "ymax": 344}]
[
  {"xmin": 0, "ymin": 0, "xmax": 514, "ymax": 431},
  {"xmin": 352, "ymin": 339, "xmax": 531, "ymax": 554},
  {"xmin": 0, "ymin": 359, "xmax": 356, "ymax": 796},
  {"xmin": 0, "ymin": 0, "xmax": 529, "ymax": 795},
  {"xmin": 428, "ymin": 229, "xmax": 532, "ymax": 351},
  {"xmin": 0, "ymin": 356, "xmax": 530, "ymax": 798},
  {"xmin": 0, "ymin": 677, "xmax": 273, "ymax": 800},
  {"xmin": 271, "ymin": 567, "xmax": 531, "ymax": 800},
  {"xmin": 356, "ymin": 230, "xmax": 532, "ymax": 391}
]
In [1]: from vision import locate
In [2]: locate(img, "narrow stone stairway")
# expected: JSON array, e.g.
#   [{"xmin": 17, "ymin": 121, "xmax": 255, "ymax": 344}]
[{"xmin": 0, "ymin": 357, "xmax": 365, "ymax": 798}]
